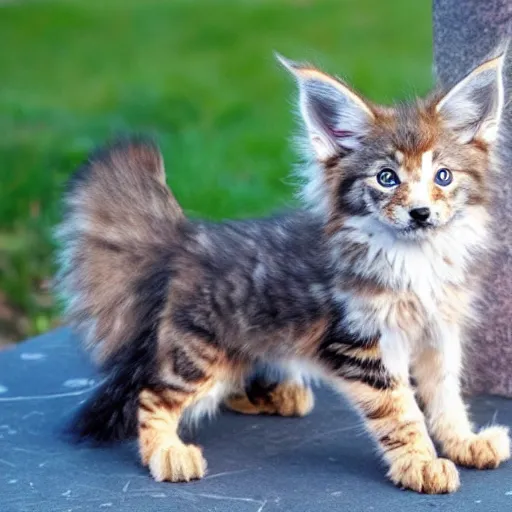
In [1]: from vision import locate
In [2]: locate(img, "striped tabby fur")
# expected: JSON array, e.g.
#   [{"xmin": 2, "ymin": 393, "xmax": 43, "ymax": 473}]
[{"xmin": 56, "ymin": 53, "xmax": 510, "ymax": 493}]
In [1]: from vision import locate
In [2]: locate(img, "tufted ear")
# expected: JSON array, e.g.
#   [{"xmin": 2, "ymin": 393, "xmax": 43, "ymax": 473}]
[
  {"xmin": 436, "ymin": 55, "xmax": 505, "ymax": 144},
  {"xmin": 277, "ymin": 54, "xmax": 375, "ymax": 160}
]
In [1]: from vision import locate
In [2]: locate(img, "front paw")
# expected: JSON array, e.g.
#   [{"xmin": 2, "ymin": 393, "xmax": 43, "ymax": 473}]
[
  {"xmin": 444, "ymin": 426, "xmax": 511, "ymax": 469},
  {"xmin": 388, "ymin": 456, "xmax": 460, "ymax": 494}
]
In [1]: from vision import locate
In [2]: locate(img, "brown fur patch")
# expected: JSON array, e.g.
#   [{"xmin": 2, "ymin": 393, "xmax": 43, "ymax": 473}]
[
  {"xmin": 430, "ymin": 184, "xmax": 446, "ymax": 202},
  {"xmin": 341, "ymin": 275, "xmax": 389, "ymax": 299},
  {"xmin": 225, "ymin": 381, "xmax": 314, "ymax": 417},
  {"xmin": 384, "ymin": 183, "xmax": 410, "ymax": 218},
  {"xmin": 295, "ymin": 317, "xmax": 330, "ymax": 357},
  {"xmin": 402, "ymin": 153, "xmax": 424, "ymax": 174},
  {"xmin": 324, "ymin": 157, "xmax": 347, "ymax": 236}
]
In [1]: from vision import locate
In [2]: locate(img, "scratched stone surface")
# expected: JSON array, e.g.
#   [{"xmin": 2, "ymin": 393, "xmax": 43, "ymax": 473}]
[{"xmin": 0, "ymin": 329, "xmax": 511, "ymax": 512}]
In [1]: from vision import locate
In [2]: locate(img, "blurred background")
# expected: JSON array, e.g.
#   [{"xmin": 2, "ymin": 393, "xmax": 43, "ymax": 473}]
[{"xmin": 0, "ymin": 0, "xmax": 431, "ymax": 346}]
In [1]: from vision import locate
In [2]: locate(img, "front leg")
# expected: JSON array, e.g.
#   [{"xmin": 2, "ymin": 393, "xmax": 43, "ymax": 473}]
[
  {"xmin": 319, "ymin": 332, "xmax": 459, "ymax": 494},
  {"xmin": 413, "ymin": 322, "xmax": 510, "ymax": 469}
]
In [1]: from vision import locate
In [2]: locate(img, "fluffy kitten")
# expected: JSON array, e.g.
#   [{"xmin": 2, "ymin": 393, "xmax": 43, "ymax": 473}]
[{"xmin": 56, "ymin": 54, "xmax": 510, "ymax": 494}]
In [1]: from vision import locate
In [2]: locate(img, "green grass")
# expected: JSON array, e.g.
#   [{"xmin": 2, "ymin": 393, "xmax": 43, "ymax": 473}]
[{"xmin": 0, "ymin": 0, "xmax": 432, "ymax": 341}]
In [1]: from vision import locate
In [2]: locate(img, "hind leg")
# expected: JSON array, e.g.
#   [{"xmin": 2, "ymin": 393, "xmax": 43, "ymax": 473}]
[
  {"xmin": 138, "ymin": 386, "xmax": 209, "ymax": 482},
  {"xmin": 225, "ymin": 362, "xmax": 314, "ymax": 417},
  {"xmin": 138, "ymin": 327, "xmax": 241, "ymax": 482}
]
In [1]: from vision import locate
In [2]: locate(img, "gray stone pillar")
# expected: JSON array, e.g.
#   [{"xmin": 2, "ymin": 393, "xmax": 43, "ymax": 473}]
[{"xmin": 434, "ymin": 0, "xmax": 512, "ymax": 396}]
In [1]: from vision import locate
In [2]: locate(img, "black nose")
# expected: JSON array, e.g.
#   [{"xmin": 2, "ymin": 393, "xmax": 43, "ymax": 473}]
[{"xmin": 409, "ymin": 207, "xmax": 431, "ymax": 222}]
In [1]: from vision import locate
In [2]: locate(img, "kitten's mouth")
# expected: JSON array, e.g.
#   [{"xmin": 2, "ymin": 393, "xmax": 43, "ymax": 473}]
[
  {"xmin": 378, "ymin": 215, "xmax": 444, "ymax": 239},
  {"xmin": 409, "ymin": 220, "xmax": 435, "ymax": 230},
  {"xmin": 397, "ymin": 222, "xmax": 436, "ymax": 238}
]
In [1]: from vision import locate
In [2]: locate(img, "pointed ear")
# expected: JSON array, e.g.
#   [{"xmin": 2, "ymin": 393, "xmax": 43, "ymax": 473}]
[
  {"xmin": 276, "ymin": 54, "xmax": 375, "ymax": 160},
  {"xmin": 436, "ymin": 55, "xmax": 505, "ymax": 144}
]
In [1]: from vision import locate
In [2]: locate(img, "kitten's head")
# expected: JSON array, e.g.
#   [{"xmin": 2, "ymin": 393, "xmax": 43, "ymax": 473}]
[{"xmin": 279, "ymin": 54, "xmax": 505, "ymax": 240}]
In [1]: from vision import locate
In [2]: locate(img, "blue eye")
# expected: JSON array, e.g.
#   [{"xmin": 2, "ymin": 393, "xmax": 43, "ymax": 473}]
[
  {"xmin": 377, "ymin": 168, "xmax": 400, "ymax": 188},
  {"xmin": 435, "ymin": 168, "xmax": 453, "ymax": 186}
]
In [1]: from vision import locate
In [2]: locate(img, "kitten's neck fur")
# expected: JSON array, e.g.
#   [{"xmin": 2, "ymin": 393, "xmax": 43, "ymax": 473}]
[{"xmin": 332, "ymin": 209, "xmax": 490, "ymax": 292}]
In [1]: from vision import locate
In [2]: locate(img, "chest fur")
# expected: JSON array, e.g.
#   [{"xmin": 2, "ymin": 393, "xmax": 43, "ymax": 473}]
[{"xmin": 337, "ymin": 219, "xmax": 484, "ymax": 345}]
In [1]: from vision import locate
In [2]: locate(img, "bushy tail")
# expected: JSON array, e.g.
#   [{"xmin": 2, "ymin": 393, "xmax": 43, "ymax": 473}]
[
  {"xmin": 56, "ymin": 137, "xmax": 182, "ymax": 442},
  {"xmin": 65, "ymin": 326, "xmax": 157, "ymax": 443}
]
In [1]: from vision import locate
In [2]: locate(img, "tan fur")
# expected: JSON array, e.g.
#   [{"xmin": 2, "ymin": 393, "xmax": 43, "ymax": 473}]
[
  {"xmin": 295, "ymin": 318, "xmax": 330, "ymax": 357},
  {"xmin": 341, "ymin": 379, "xmax": 459, "ymax": 494},
  {"xmin": 277, "ymin": 59, "xmax": 376, "ymax": 121},
  {"xmin": 225, "ymin": 382, "xmax": 314, "ymax": 417},
  {"xmin": 139, "ymin": 389, "xmax": 207, "ymax": 482},
  {"xmin": 413, "ymin": 347, "xmax": 511, "ymax": 470},
  {"xmin": 383, "ymin": 183, "xmax": 410, "ymax": 217},
  {"xmin": 388, "ymin": 457, "xmax": 460, "ymax": 494},
  {"xmin": 56, "ymin": 140, "xmax": 184, "ymax": 363},
  {"xmin": 442, "ymin": 426, "xmax": 511, "ymax": 469},
  {"xmin": 340, "ymin": 343, "xmax": 381, "ymax": 361},
  {"xmin": 430, "ymin": 183, "xmax": 446, "ymax": 202},
  {"xmin": 139, "ymin": 311, "xmax": 245, "ymax": 484}
]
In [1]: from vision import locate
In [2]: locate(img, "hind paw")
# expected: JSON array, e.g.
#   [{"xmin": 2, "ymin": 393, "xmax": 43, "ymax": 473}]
[{"xmin": 225, "ymin": 382, "xmax": 314, "ymax": 417}]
